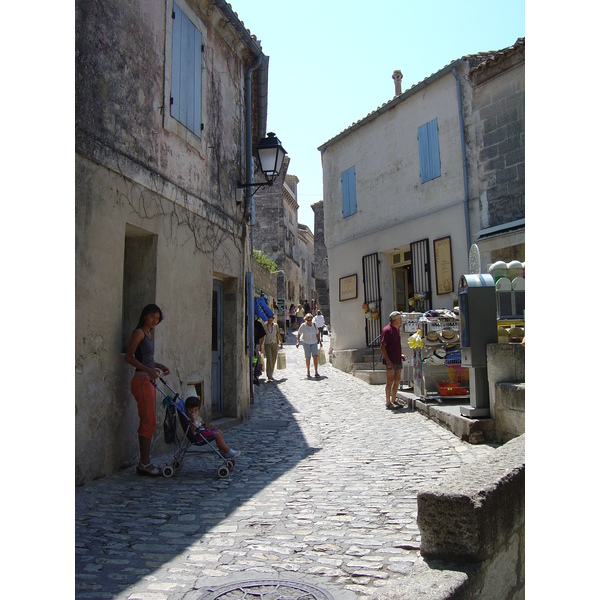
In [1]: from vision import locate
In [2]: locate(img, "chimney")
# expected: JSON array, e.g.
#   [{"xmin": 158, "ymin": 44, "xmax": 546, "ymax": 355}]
[{"xmin": 392, "ymin": 70, "xmax": 403, "ymax": 96}]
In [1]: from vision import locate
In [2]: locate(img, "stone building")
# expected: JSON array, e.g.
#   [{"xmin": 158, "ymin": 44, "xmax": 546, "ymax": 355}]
[
  {"xmin": 311, "ymin": 200, "xmax": 330, "ymax": 324},
  {"xmin": 253, "ymin": 161, "xmax": 317, "ymax": 327},
  {"xmin": 469, "ymin": 41, "xmax": 525, "ymax": 267},
  {"xmin": 75, "ymin": 0, "xmax": 271, "ymax": 484},
  {"xmin": 318, "ymin": 39, "xmax": 525, "ymax": 363},
  {"xmin": 297, "ymin": 223, "xmax": 316, "ymax": 311}
]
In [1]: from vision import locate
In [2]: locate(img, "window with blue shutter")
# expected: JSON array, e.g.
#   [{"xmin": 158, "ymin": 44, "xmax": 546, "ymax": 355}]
[
  {"xmin": 341, "ymin": 166, "xmax": 357, "ymax": 217},
  {"xmin": 418, "ymin": 118, "xmax": 441, "ymax": 183},
  {"xmin": 171, "ymin": 3, "xmax": 203, "ymax": 137}
]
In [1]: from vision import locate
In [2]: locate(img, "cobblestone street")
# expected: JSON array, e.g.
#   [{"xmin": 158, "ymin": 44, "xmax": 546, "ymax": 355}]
[{"xmin": 75, "ymin": 334, "xmax": 497, "ymax": 599}]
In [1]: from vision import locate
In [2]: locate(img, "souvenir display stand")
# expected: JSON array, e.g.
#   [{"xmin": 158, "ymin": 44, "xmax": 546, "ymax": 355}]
[
  {"xmin": 412, "ymin": 310, "xmax": 469, "ymax": 401},
  {"xmin": 399, "ymin": 313, "xmax": 422, "ymax": 386},
  {"xmin": 491, "ymin": 259, "xmax": 525, "ymax": 344}
]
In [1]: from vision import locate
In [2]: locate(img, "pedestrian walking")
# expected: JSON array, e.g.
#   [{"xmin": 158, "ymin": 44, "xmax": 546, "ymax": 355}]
[
  {"xmin": 253, "ymin": 318, "xmax": 266, "ymax": 385},
  {"xmin": 296, "ymin": 313, "xmax": 322, "ymax": 378},
  {"xmin": 124, "ymin": 304, "xmax": 171, "ymax": 476},
  {"xmin": 380, "ymin": 311, "xmax": 407, "ymax": 410},
  {"xmin": 313, "ymin": 310, "xmax": 325, "ymax": 338},
  {"xmin": 295, "ymin": 304, "xmax": 304, "ymax": 329},
  {"xmin": 263, "ymin": 315, "xmax": 283, "ymax": 381}
]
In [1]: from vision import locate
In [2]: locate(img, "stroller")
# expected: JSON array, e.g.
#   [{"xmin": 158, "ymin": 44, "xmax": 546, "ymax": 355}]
[{"xmin": 151, "ymin": 377, "xmax": 236, "ymax": 479}]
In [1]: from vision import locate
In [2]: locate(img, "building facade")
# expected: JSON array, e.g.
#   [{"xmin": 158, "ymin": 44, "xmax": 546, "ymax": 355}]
[
  {"xmin": 469, "ymin": 41, "xmax": 525, "ymax": 267},
  {"xmin": 75, "ymin": 0, "xmax": 269, "ymax": 484},
  {"xmin": 253, "ymin": 164, "xmax": 317, "ymax": 326},
  {"xmin": 297, "ymin": 223, "xmax": 316, "ymax": 312},
  {"xmin": 311, "ymin": 200, "xmax": 331, "ymax": 324},
  {"xmin": 318, "ymin": 39, "xmax": 524, "ymax": 362}
]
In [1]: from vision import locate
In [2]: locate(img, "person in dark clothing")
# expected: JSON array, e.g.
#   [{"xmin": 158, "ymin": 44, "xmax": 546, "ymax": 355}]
[
  {"xmin": 380, "ymin": 311, "xmax": 407, "ymax": 410},
  {"xmin": 254, "ymin": 318, "xmax": 266, "ymax": 384}
]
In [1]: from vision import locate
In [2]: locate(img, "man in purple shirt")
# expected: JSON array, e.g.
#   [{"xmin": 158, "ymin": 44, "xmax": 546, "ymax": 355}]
[{"xmin": 380, "ymin": 311, "xmax": 407, "ymax": 410}]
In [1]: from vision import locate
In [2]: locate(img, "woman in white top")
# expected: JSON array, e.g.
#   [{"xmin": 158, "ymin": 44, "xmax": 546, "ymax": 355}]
[
  {"xmin": 263, "ymin": 315, "xmax": 283, "ymax": 381},
  {"xmin": 296, "ymin": 313, "xmax": 322, "ymax": 378},
  {"xmin": 313, "ymin": 310, "xmax": 325, "ymax": 337}
]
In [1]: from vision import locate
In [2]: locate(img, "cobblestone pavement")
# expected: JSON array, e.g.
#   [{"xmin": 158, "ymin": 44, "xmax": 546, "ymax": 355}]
[{"xmin": 76, "ymin": 333, "xmax": 496, "ymax": 599}]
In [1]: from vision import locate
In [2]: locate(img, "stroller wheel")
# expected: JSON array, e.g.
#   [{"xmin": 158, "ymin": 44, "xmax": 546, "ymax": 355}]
[
  {"xmin": 162, "ymin": 465, "xmax": 175, "ymax": 478},
  {"xmin": 226, "ymin": 460, "xmax": 235, "ymax": 471},
  {"xmin": 217, "ymin": 465, "xmax": 230, "ymax": 479},
  {"xmin": 173, "ymin": 459, "xmax": 183, "ymax": 471}
]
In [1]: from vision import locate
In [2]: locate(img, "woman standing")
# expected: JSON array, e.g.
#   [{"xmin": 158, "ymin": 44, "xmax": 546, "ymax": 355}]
[
  {"xmin": 124, "ymin": 304, "xmax": 170, "ymax": 476},
  {"xmin": 263, "ymin": 315, "xmax": 283, "ymax": 381},
  {"xmin": 295, "ymin": 304, "xmax": 304, "ymax": 330},
  {"xmin": 296, "ymin": 313, "xmax": 322, "ymax": 378}
]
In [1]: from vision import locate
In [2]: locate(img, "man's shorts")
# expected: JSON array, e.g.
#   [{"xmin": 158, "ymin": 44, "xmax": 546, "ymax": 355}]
[{"xmin": 387, "ymin": 362, "xmax": 403, "ymax": 371}]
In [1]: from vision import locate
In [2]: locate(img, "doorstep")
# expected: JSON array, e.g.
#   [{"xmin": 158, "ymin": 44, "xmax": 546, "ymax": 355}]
[{"xmin": 397, "ymin": 390, "xmax": 495, "ymax": 444}]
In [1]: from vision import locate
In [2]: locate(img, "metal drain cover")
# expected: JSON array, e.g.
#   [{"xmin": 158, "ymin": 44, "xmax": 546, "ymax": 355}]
[{"xmin": 197, "ymin": 578, "xmax": 335, "ymax": 600}]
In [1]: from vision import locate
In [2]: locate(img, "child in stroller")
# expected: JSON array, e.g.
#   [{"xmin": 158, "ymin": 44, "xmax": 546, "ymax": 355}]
[
  {"xmin": 183, "ymin": 396, "xmax": 240, "ymax": 459},
  {"xmin": 153, "ymin": 377, "xmax": 240, "ymax": 479}
]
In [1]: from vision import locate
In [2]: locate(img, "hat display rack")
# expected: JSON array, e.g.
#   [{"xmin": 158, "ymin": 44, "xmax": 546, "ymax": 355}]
[{"xmin": 413, "ymin": 307, "xmax": 468, "ymax": 399}]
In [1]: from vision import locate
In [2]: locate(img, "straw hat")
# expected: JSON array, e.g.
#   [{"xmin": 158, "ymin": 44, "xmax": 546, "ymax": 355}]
[
  {"xmin": 424, "ymin": 331, "xmax": 442, "ymax": 346},
  {"xmin": 438, "ymin": 328, "xmax": 459, "ymax": 345}
]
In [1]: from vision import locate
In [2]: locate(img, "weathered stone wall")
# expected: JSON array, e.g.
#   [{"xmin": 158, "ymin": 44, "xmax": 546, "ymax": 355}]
[
  {"xmin": 75, "ymin": 0, "xmax": 256, "ymax": 485},
  {"xmin": 253, "ymin": 164, "xmax": 309, "ymax": 314},
  {"xmin": 470, "ymin": 47, "xmax": 525, "ymax": 230},
  {"xmin": 487, "ymin": 343, "xmax": 525, "ymax": 442},
  {"xmin": 417, "ymin": 434, "xmax": 525, "ymax": 599},
  {"xmin": 297, "ymin": 225, "xmax": 315, "ymax": 307},
  {"xmin": 251, "ymin": 257, "xmax": 277, "ymax": 303},
  {"xmin": 311, "ymin": 200, "xmax": 330, "ymax": 323}
]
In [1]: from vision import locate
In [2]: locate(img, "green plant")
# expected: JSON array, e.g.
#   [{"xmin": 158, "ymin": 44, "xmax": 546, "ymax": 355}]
[{"xmin": 253, "ymin": 248, "xmax": 278, "ymax": 273}]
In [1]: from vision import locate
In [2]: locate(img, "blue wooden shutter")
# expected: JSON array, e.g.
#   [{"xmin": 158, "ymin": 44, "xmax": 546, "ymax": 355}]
[
  {"xmin": 341, "ymin": 166, "xmax": 357, "ymax": 217},
  {"xmin": 418, "ymin": 119, "xmax": 441, "ymax": 183},
  {"xmin": 171, "ymin": 3, "xmax": 202, "ymax": 137}
]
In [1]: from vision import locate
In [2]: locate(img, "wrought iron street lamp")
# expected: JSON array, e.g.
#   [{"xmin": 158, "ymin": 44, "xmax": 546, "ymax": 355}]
[{"xmin": 238, "ymin": 132, "xmax": 287, "ymax": 191}]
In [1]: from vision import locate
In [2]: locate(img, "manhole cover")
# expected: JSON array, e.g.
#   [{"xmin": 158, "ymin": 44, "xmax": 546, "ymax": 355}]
[{"xmin": 197, "ymin": 578, "xmax": 334, "ymax": 600}]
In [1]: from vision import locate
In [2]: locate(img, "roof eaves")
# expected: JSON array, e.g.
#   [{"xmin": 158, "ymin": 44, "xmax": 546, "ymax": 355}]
[
  {"xmin": 468, "ymin": 37, "xmax": 525, "ymax": 74},
  {"xmin": 475, "ymin": 218, "xmax": 525, "ymax": 241},
  {"xmin": 214, "ymin": 0, "xmax": 264, "ymax": 58}
]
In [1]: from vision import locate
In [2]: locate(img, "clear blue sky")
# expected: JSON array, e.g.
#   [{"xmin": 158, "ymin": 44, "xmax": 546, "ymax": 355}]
[{"xmin": 231, "ymin": 0, "xmax": 525, "ymax": 229}]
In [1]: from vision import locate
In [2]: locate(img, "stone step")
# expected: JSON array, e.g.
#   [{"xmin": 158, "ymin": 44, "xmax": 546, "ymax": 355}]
[
  {"xmin": 352, "ymin": 361, "xmax": 386, "ymax": 371},
  {"xmin": 360, "ymin": 353, "xmax": 382, "ymax": 363},
  {"xmin": 352, "ymin": 369, "xmax": 387, "ymax": 385}
]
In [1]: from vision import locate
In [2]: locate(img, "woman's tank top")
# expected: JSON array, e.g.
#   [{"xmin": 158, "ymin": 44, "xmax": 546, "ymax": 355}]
[
  {"xmin": 264, "ymin": 323, "xmax": 279, "ymax": 344},
  {"xmin": 134, "ymin": 331, "xmax": 154, "ymax": 372}
]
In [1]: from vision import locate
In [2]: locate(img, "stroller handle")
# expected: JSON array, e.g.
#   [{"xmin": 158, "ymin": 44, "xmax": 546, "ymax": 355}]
[{"xmin": 151, "ymin": 376, "xmax": 180, "ymax": 398}]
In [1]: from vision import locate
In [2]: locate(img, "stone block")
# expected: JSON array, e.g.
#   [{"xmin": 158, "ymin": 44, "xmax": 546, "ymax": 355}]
[
  {"xmin": 417, "ymin": 434, "xmax": 525, "ymax": 562},
  {"xmin": 494, "ymin": 382, "xmax": 525, "ymax": 442}
]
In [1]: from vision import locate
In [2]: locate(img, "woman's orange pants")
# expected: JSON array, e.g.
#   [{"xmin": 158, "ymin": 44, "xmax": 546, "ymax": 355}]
[{"xmin": 131, "ymin": 374, "xmax": 156, "ymax": 438}]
